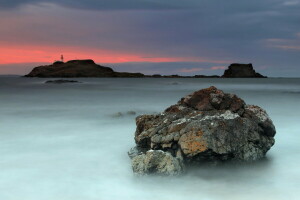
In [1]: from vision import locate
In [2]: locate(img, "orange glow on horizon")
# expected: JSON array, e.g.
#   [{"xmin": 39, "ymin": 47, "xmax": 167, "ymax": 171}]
[{"xmin": 0, "ymin": 44, "xmax": 233, "ymax": 65}]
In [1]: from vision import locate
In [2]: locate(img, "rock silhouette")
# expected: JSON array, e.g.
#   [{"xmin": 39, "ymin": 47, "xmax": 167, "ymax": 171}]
[
  {"xmin": 222, "ymin": 63, "xmax": 266, "ymax": 78},
  {"xmin": 25, "ymin": 60, "xmax": 267, "ymax": 78},
  {"xmin": 25, "ymin": 59, "xmax": 145, "ymax": 78}
]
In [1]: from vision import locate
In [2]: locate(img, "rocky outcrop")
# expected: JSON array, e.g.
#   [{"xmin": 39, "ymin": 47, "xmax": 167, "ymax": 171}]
[
  {"xmin": 222, "ymin": 63, "xmax": 266, "ymax": 78},
  {"xmin": 128, "ymin": 86, "xmax": 276, "ymax": 175},
  {"xmin": 25, "ymin": 59, "xmax": 145, "ymax": 78}
]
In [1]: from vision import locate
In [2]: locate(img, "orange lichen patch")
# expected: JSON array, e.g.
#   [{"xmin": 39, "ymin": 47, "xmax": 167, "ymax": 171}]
[{"xmin": 178, "ymin": 130, "xmax": 208, "ymax": 156}]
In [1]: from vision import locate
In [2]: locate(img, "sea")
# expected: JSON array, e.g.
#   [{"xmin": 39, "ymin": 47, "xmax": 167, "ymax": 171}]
[{"xmin": 0, "ymin": 76, "xmax": 299, "ymax": 200}]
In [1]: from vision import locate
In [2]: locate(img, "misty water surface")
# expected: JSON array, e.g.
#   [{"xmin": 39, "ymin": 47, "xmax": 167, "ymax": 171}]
[{"xmin": 0, "ymin": 77, "xmax": 299, "ymax": 200}]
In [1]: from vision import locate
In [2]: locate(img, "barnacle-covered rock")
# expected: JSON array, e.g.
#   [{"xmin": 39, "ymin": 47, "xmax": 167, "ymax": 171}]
[{"xmin": 128, "ymin": 86, "xmax": 276, "ymax": 175}]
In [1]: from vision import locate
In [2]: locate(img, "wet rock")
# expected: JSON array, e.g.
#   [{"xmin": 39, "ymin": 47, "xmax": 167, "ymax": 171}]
[
  {"xmin": 128, "ymin": 146, "xmax": 147, "ymax": 159},
  {"xmin": 128, "ymin": 86, "xmax": 276, "ymax": 175},
  {"xmin": 131, "ymin": 150, "xmax": 184, "ymax": 176}
]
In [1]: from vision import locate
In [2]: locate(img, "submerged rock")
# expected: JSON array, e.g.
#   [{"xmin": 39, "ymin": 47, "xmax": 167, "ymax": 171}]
[
  {"xmin": 45, "ymin": 79, "xmax": 81, "ymax": 84},
  {"xmin": 112, "ymin": 111, "xmax": 137, "ymax": 118},
  {"xmin": 128, "ymin": 86, "xmax": 276, "ymax": 175},
  {"xmin": 112, "ymin": 112, "xmax": 124, "ymax": 118},
  {"xmin": 127, "ymin": 111, "xmax": 137, "ymax": 115}
]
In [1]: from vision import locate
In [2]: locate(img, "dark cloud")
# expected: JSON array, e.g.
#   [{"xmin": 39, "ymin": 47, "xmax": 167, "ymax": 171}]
[
  {"xmin": 0, "ymin": 0, "xmax": 195, "ymax": 10},
  {"xmin": 2, "ymin": 0, "xmax": 299, "ymax": 12}
]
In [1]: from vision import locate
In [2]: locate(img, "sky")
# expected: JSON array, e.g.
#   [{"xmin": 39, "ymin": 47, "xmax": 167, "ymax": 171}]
[{"xmin": 0, "ymin": 0, "xmax": 299, "ymax": 76}]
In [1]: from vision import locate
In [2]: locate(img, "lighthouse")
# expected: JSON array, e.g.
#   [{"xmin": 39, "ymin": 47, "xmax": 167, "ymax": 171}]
[{"xmin": 61, "ymin": 55, "xmax": 64, "ymax": 62}]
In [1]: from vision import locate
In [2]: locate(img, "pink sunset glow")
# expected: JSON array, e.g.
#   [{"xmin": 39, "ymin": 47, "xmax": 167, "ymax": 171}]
[{"xmin": 0, "ymin": 44, "xmax": 233, "ymax": 65}]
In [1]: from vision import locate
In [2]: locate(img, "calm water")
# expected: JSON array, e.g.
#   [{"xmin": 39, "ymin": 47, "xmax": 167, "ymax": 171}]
[{"xmin": 0, "ymin": 77, "xmax": 299, "ymax": 200}]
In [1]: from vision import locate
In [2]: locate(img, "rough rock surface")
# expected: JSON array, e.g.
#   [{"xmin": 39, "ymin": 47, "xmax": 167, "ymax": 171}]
[
  {"xmin": 128, "ymin": 86, "xmax": 276, "ymax": 175},
  {"xmin": 25, "ymin": 59, "xmax": 145, "ymax": 78},
  {"xmin": 131, "ymin": 150, "xmax": 184, "ymax": 176},
  {"xmin": 222, "ymin": 63, "xmax": 267, "ymax": 78}
]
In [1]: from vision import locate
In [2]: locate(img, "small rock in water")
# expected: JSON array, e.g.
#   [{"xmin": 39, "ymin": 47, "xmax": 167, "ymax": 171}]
[
  {"xmin": 127, "ymin": 111, "xmax": 137, "ymax": 115},
  {"xmin": 112, "ymin": 112, "xmax": 124, "ymax": 118},
  {"xmin": 128, "ymin": 86, "xmax": 276, "ymax": 176},
  {"xmin": 112, "ymin": 111, "xmax": 137, "ymax": 118},
  {"xmin": 45, "ymin": 79, "xmax": 81, "ymax": 84},
  {"xmin": 171, "ymin": 82, "xmax": 179, "ymax": 85}
]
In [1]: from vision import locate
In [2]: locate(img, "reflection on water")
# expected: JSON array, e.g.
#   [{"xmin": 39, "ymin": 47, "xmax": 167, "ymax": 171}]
[{"xmin": 0, "ymin": 77, "xmax": 299, "ymax": 200}]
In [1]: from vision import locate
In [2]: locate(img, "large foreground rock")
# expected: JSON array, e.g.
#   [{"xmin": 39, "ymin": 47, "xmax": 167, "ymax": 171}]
[
  {"xmin": 128, "ymin": 86, "xmax": 276, "ymax": 175},
  {"xmin": 222, "ymin": 63, "xmax": 267, "ymax": 78}
]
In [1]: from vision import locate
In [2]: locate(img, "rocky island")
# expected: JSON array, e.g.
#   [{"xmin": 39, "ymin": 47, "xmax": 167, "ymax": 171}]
[
  {"xmin": 222, "ymin": 63, "xmax": 266, "ymax": 78},
  {"xmin": 25, "ymin": 59, "xmax": 144, "ymax": 78},
  {"xmin": 25, "ymin": 59, "xmax": 267, "ymax": 78},
  {"xmin": 128, "ymin": 86, "xmax": 276, "ymax": 175}
]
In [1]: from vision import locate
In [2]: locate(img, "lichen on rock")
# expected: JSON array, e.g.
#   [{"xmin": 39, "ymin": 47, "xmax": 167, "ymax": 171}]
[
  {"xmin": 131, "ymin": 150, "xmax": 184, "ymax": 176},
  {"xmin": 128, "ymin": 86, "xmax": 276, "ymax": 175}
]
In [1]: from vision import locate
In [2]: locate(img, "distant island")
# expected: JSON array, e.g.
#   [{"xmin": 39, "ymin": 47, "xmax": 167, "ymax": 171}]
[
  {"xmin": 222, "ymin": 63, "xmax": 266, "ymax": 78},
  {"xmin": 25, "ymin": 59, "xmax": 267, "ymax": 78},
  {"xmin": 25, "ymin": 60, "xmax": 144, "ymax": 78}
]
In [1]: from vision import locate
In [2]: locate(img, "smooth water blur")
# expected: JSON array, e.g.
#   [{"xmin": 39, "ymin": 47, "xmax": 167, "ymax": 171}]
[{"xmin": 0, "ymin": 77, "xmax": 299, "ymax": 200}]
